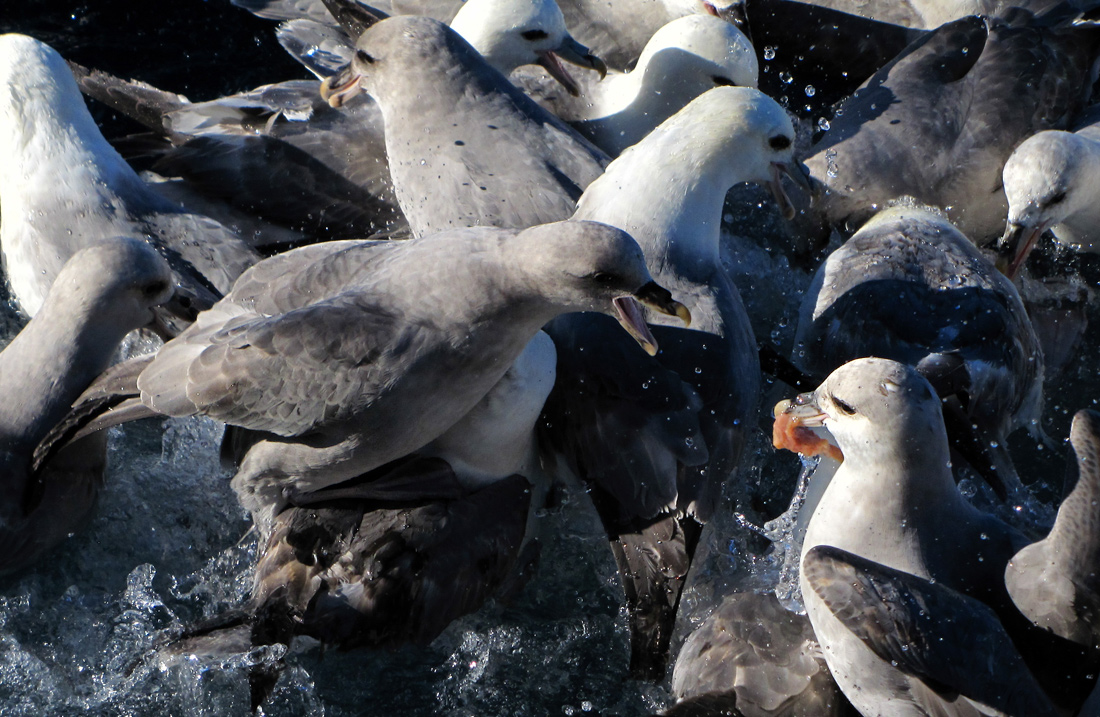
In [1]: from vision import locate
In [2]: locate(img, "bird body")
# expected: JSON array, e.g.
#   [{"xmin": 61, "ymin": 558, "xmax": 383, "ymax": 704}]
[
  {"xmin": 70, "ymin": 221, "xmax": 684, "ymax": 533},
  {"xmin": 782, "ymin": 358, "xmax": 1094, "ymax": 715},
  {"xmin": 0, "ymin": 237, "xmax": 174, "ymax": 572},
  {"xmin": 0, "ymin": 34, "xmax": 261, "ymax": 318}
]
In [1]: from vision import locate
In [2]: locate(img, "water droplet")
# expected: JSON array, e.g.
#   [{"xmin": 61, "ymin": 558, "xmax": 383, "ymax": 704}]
[
  {"xmin": 779, "ymin": 71, "xmax": 793, "ymax": 84},
  {"xmin": 804, "ymin": 85, "xmax": 815, "ymax": 97},
  {"xmin": 817, "ymin": 117, "xmax": 831, "ymax": 131},
  {"xmin": 763, "ymin": 46, "xmax": 776, "ymax": 61}
]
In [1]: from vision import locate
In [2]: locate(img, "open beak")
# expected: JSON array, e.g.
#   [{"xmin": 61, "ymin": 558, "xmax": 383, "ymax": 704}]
[
  {"xmin": 612, "ymin": 281, "xmax": 691, "ymax": 356},
  {"xmin": 769, "ymin": 161, "xmax": 814, "ymax": 219},
  {"xmin": 772, "ymin": 393, "xmax": 844, "ymax": 462},
  {"xmin": 995, "ymin": 220, "xmax": 1046, "ymax": 280},
  {"xmin": 319, "ymin": 63, "xmax": 363, "ymax": 108},
  {"xmin": 537, "ymin": 36, "xmax": 606, "ymax": 96}
]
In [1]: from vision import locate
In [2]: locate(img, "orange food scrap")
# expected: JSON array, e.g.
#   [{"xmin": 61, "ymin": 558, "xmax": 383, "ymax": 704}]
[{"xmin": 772, "ymin": 410, "xmax": 844, "ymax": 463}]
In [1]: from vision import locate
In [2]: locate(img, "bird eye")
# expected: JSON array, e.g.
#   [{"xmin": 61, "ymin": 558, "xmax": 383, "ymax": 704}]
[
  {"xmin": 769, "ymin": 135, "xmax": 792, "ymax": 150},
  {"xmin": 589, "ymin": 272, "xmax": 617, "ymax": 284},
  {"xmin": 521, "ymin": 29, "xmax": 549, "ymax": 40},
  {"xmin": 712, "ymin": 75, "xmax": 736, "ymax": 87},
  {"xmin": 142, "ymin": 280, "xmax": 169, "ymax": 297},
  {"xmin": 832, "ymin": 395, "xmax": 856, "ymax": 415},
  {"xmin": 356, "ymin": 49, "xmax": 375, "ymax": 64},
  {"xmin": 1048, "ymin": 191, "xmax": 1067, "ymax": 205}
]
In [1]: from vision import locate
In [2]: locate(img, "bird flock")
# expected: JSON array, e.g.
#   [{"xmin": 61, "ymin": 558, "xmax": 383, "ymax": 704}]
[{"xmin": 2, "ymin": 0, "xmax": 1100, "ymax": 714}]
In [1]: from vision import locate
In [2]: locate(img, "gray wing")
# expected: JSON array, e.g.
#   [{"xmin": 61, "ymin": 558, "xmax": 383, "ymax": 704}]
[
  {"xmin": 68, "ymin": 61, "xmax": 188, "ymax": 134},
  {"xmin": 231, "ymin": 0, "xmax": 339, "ymax": 22},
  {"xmin": 139, "ymin": 210, "xmax": 264, "ymax": 296},
  {"xmin": 795, "ymin": 214, "xmax": 1042, "ymax": 440},
  {"xmin": 670, "ymin": 592, "xmax": 848, "ymax": 716},
  {"xmin": 1006, "ymin": 409, "xmax": 1100, "ymax": 647},
  {"xmin": 276, "ymin": 19, "xmax": 355, "ymax": 77},
  {"xmin": 539, "ymin": 308, "xmax": 757, "ymax": 679},
  {"xmin": 154, "ymin": 89, "xmax": 404, "ymax": 239},
  {"xmin": 808, "ymin": 9, "xmax": 1099, "ymax": 241},
  {"xmin": 806, "ymin": 15, "xmax": 989, "ymax": 231},
  {"xmin": 74, "ymin": 66, "xmax": 405, "ymax": 239},
  {"xmin": 746, "ymin": 0, "xmax": 926, "ymax": 120},
  {"xmin": 136, "ymin": 292, "xmax": 429, "ymax": 435},
  {"xmin": 803, "ymin": 545, "xmax": 1061, "ymax": 717}
]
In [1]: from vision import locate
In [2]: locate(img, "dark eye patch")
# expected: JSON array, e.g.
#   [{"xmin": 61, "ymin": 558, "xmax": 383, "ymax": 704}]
[
  {"xmin": 589, "ymin": 272, "xmax": 618, "ymax": 285},
  {"xmin": 712, "ymin": 75, "xmax": 736, "ymax": 87},
  {"xmin": 832, "ymin": 395, "xmax": 856, "ymax": 415},
  {"xmin": 521, "ymin": 29, "xmax": 549, "ymax": 40},
  {"xmin": 356, "ymin": 49, "xmax": 375, "ymax": 64},
  {"xmin": 1048, "ymin": 191, "xmax": 1067, "ymax": 205},
  {"xmin": 143, "ymin": 280, "xmax": 169, "ymax": 297},
  {"xmin": 769, "ymin": 135, "xmax": 792, "ymax": 150}
]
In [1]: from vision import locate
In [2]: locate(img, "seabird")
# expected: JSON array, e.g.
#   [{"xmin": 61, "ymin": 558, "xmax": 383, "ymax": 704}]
[
  {"xmin": 513, "ymin": 13, "xmax": 759, "ymax": 157},
  {"xmin": 539, "ymin": 86, "xmax": 802, "ymax": 679},
  {"xmin": 665, "ymin": 591, "xmax": 852, "ymax": 716},
  {"xmin": 0, "ymin": 34, "xmax": 262, "ymax": 322},
  {"xmin": 189, "ymin": 333, "xmax": 556, "ymax": 708},
  {"xmin": 1005, "ymin": 408, "xmax": 1100, "ymax": 650},
  {"xmin": 319, "ymin": 15, "xmax": 610, "ymax": 237},
  {"xmin": 73, "ymin": 0, "xmax": 606, "ymax": 242},
  {"xmin": 0, "ymin": 237, "xmax": 175, "ymax": 573},
  {"xmin": 999, "ymin": 111, "xmax": 1100, "ymax": 278},
  {"xmin": 776, "ymin": 358, "xmax": 1098, "ymax": 715},
  {"xmin": 803, "ymin": 8, "xmax": 1100, "ymax": 244},
  {"xmin": 793, "ymin": 205, "xmax": 1044, "ymax": 495},
  {"xmin": 58, "ymin": 221, "xmax": 688, "ymax": 535}
]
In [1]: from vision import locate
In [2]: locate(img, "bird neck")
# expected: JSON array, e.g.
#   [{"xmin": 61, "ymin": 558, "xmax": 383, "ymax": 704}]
[
  {"xmin": 0, "ymin": 70, "xmax": 144, "ymax": 225},
  {"xmin": 585, "ymin": 68, "xmax": 695, "ymax": 154},
  {"xmin": 573, "ymin": 134, "xmax": 733, "ymax": 281},
  {"xmin": 0, "ymin": 291, "xmax": 124, "ymax": 445},
  {"xmin": 804, "ymin": 435, "xmax": 962, "ymax": 581}
]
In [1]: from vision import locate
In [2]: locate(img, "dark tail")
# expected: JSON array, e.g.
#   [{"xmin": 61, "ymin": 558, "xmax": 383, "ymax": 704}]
[
  {"xmin": 67, "ymin": 60, "xmax": 186, "ymax": 135},
  {"xmin": 611, "ymin": 515, "xmax": 703, "ymax": 681},
  {"xmin": 32, "ymin": 354, "xmax": 160, "ymax": 474}
]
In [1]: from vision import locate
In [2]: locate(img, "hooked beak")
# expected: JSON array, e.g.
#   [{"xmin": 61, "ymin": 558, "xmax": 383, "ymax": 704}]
[
  {"xmin": 769, "ymin": 161, "xmax": 814, "ymax": 220},
  {"xmin": 149, "ymin": 285, "xmax": 202, "ymax": 339},
  {"xmin": 537, "ymin": 35, "xmax": 606, "ymax": 96},
  {"xmin": 772, "ymin": 393, "xmax": 844, "ymax": 462},
  {"xmin": 320, "ymin": 63, "xmax": 363, "ymax": 108},
  {"xmin": 612, "ymin": 281, "xmax": 691, "ymax": 356},
  {"xmin": 995, "ymin": 220, "xmax": 1045, "ymax": 280},
  {"xmin": 774, "ymin": 393, "xmax": 827, "ymax": 427}
]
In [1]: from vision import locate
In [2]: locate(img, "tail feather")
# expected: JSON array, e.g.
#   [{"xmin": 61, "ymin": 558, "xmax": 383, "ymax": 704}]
[
  {"xmin": 67, "ymin": 61, "xmax": 187, "ymax": 135},
  {"xmin": 611, "ymin": 515, "xmax": 703, "ymax": 681},
  {"xmin": 32, "ymin": 355, "xmax": 159, "ymax": 473}
]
